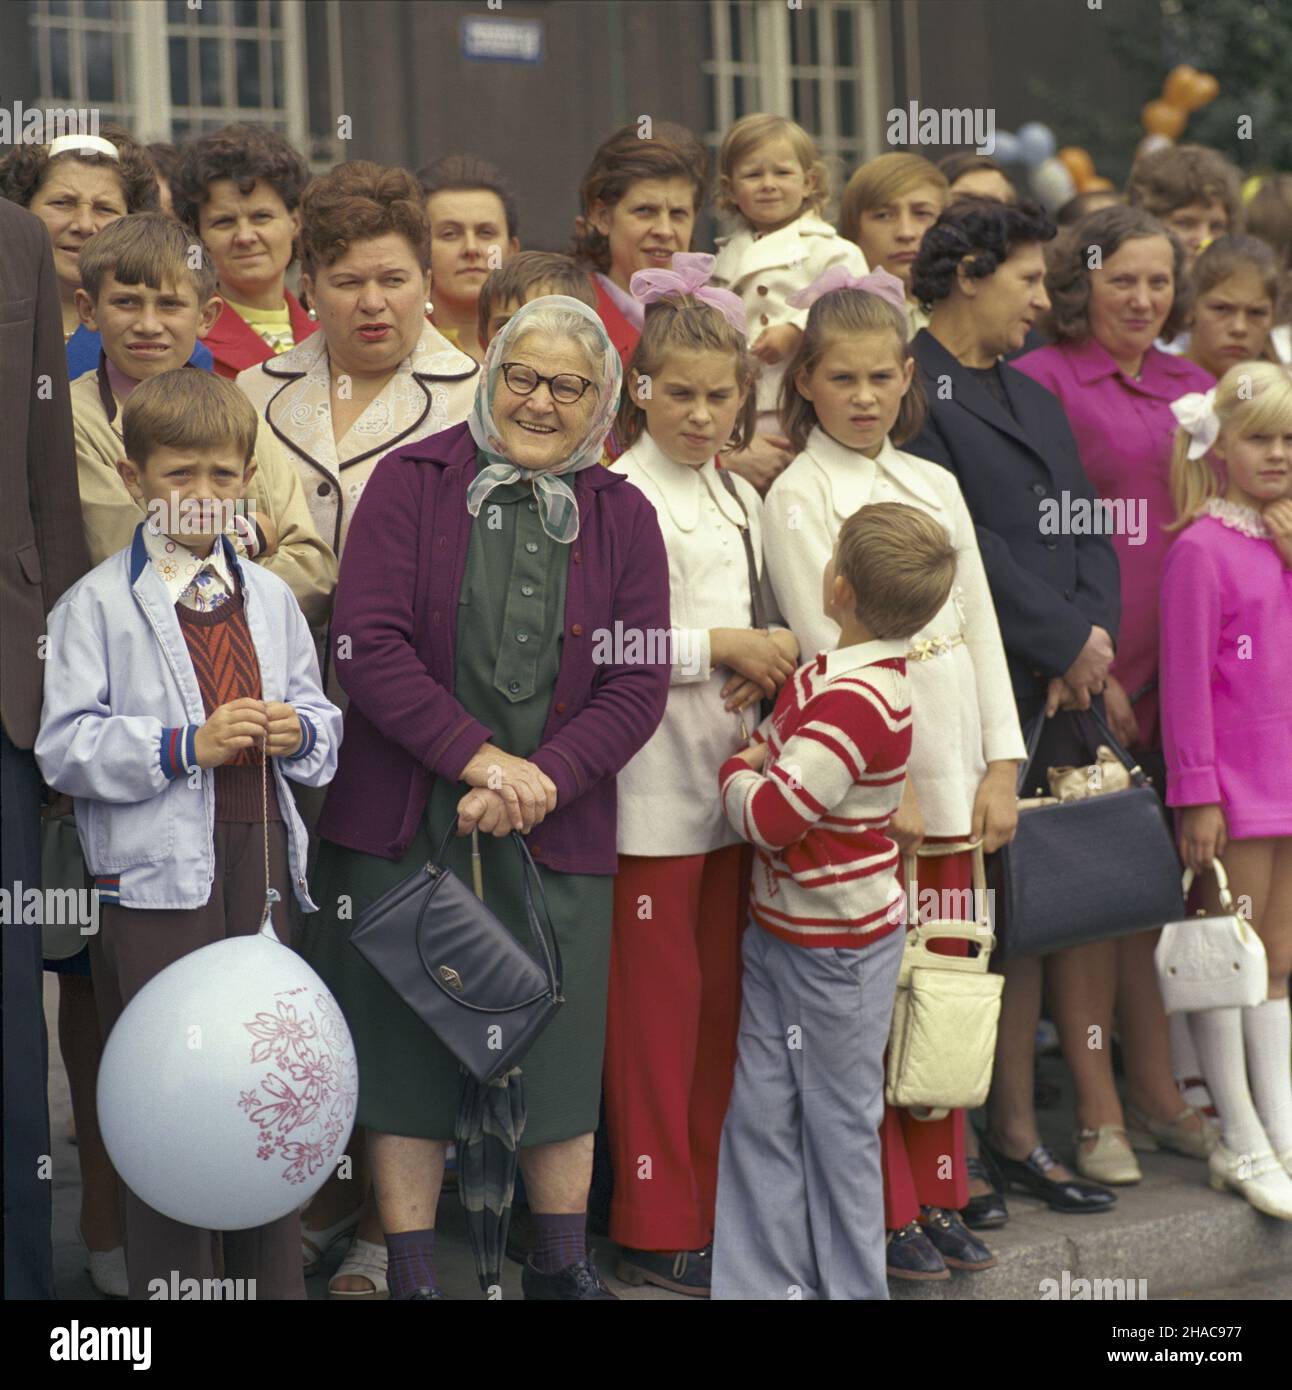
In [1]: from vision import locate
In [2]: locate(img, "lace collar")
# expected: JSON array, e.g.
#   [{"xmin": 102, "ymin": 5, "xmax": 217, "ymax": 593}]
[{"xmin": 1202, "ymin": 498, "xmax": 1271, "ymax": 540}]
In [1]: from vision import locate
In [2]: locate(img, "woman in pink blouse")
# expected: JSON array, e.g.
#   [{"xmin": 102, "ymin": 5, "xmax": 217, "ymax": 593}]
[{"xmin": 1013, "ymin": 205, "xmax": 1216, "ymax": 1186}]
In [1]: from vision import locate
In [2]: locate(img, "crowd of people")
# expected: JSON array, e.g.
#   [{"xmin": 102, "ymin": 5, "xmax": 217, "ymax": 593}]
[{"xmin": 3, "ymin": 106, "xmax": 1291, "ymax": 1302}]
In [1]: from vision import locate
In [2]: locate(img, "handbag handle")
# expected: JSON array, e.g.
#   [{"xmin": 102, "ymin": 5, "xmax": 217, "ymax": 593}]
[
  {"xmin": 1181, "ymin": 858, "xmax": 1234, "ymax": 913},
  {"xmin": 718, "ymin": 468, "xmax": 767, "ymax": 632},
  {"xmin": 1016, "ymin": 704, "xmax": 1149, "ymax": 798},
  {"xmin": 903, "ymin": 841, "xmax": 994, "ymax": 955},
  {"xmin": 431, "ymin": 821, "xmax": 565, "ymax": 998}
]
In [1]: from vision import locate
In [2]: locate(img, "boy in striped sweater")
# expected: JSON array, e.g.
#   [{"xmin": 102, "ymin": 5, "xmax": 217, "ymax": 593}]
[{"xmin": 712, "ymin": 501, "xmax": 956, "ymax": 1300}]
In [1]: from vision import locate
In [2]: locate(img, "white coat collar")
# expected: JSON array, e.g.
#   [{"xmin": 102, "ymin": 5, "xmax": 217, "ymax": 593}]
[
  {"xmin": 621, "ymin": 431, "xmax": 747, "ymax": 533},
  {"xmin": 260, "ymin": 317, "xmax": 478, "ymax": 382},
  {"xmin": 259, "ymin": 320, "xmax": 477, "ymax": 475},
  {"xmin": 801, "ymin": 424, "xmax": 944, "ymax": 519},
  {"xmin": 824, "ymin": 637, "xmax": 910, "ymax": 680},
  {"xmin": 715, "ymin": 211, "xmax": 844, "ymax": 276}
]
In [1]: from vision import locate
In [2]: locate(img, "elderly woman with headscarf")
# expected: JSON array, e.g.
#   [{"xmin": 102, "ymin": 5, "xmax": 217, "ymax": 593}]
[{"xmin": 299, "ymin": 296, "xmax": 671, "ymax": 1301}]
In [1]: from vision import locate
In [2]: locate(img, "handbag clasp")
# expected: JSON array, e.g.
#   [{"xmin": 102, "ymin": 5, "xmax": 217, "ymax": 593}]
[{"xmin": 438, "ymin": 965, "xmax": 464, "ymax": 991}]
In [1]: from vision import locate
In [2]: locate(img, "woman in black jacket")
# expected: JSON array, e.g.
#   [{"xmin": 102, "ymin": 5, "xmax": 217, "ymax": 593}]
[{"xmin": 905, "ymin": 198, "xmax": 1126, "ymax": 1222}]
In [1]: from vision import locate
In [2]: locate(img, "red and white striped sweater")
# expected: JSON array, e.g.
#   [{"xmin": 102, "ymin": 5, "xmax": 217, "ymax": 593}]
[{"xmin": 719, "ymin": 640, "xmax": 912, "ymax": 949}]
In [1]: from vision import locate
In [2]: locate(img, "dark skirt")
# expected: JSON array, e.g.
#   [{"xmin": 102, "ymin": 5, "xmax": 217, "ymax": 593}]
[{"xmin": 298, "ymin": 817, "xmax": 612, "ymax": 1146}]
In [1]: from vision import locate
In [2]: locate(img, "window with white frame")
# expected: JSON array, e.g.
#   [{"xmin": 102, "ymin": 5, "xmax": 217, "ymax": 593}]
[
  {"xmin": 29, "ymin": 0, "xmax": 134, "ymax": 127},
  {"xmin": 702, "ymin": 0, "xmax": 888, "ymax": 217},
  {"xmin": 27, "ymin": 0, "xmax": 308, "ymax": 148}
]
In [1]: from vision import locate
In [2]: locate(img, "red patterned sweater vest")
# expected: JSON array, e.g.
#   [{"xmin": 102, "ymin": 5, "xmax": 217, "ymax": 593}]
[{"xmin": 177, "ymin": 592, "xmax": 283, "ymax": 823}]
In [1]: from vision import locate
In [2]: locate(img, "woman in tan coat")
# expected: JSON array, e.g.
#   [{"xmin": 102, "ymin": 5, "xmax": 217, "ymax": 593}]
[{"xmin": 236, "ymin": 162, "xmax": 478, "ymax": 566}]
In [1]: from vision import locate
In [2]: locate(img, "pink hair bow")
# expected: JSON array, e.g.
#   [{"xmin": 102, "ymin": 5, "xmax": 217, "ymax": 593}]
[
  {"xmin": 786, "ymin": 264, "xmax": 908, "ymax": 313},
  {"xmin": 629, "ymin": 252, "xmax": 747, "ymax": 335}
]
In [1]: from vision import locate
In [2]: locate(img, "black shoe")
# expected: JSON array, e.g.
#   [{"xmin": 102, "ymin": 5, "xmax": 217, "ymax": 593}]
[
  {"xmin": 962, "ymin": 1156, "xmax": 1009, "ymax": 1230},
  {"xmin": 885, "ymin": 1221, "xmax": 949, "ymax": 1281},
  {"xmin": 616, "ymin": 1244, "xmax": 711, "ymax": 1297},
  {"xmin": 521, "ymin": 1254, "xmax": 619, "ymax": 1300},
  {"xmin": 919, "ymin": 1206, "xmax": 997, "ymax": 1271},
  {"xmin": 980, "ymin": 1139, "xmax": 1118, "ymax": 1214},
  {"xmin": 396, "ymin": 1285, "xmax": 448, "ymax": 1300}
]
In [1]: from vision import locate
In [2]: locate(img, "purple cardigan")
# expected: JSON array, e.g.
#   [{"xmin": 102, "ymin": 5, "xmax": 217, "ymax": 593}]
[{"xmin": 316, "ymin": 422, "xmax": 670, "ymax": 874}]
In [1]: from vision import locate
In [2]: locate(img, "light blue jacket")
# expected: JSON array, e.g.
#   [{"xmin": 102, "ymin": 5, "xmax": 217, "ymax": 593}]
[{"xmin": 34, "ymin": 526, "xmax": 342, "ymax": 911}]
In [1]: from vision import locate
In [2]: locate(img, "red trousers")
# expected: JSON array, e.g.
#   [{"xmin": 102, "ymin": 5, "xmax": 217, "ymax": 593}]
[
  {"xmin": 881, "ymin": 839, "xmax": 971, "ymax": 1229},
  {"xmin": 604, "ymin": 844, "xmax": 747, "ymax": 1250}
]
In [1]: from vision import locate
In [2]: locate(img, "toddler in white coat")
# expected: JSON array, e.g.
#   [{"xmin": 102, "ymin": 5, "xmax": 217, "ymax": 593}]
[{"xmin": 712, "ymin": 114, "xmax": 867, "ymax": 488}]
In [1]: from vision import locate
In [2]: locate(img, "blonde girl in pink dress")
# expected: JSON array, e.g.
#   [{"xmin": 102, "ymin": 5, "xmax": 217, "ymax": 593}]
[{"xmin": 1160, "ymin": 361, "xmax": 1292, "ymax": 1220}]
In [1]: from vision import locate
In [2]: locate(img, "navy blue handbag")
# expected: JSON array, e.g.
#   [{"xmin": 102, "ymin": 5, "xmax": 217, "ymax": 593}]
[{"xmin": 990, "ymin": 706, "xmax": 1184, "ymax": 957}]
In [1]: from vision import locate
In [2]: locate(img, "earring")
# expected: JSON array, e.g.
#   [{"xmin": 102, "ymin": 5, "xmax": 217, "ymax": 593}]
[
  {"xmin": 425, "ymin": 301, "xmax": 434, "ymax": 315},
  {"xmin": 306, "ymin": 306, "xmax": 318, "ymax": 322}
]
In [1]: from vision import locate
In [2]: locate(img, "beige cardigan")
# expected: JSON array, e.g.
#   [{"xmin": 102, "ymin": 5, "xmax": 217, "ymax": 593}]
[{"xmin": 70, "ymin": 367, "xmax": 337, "ymax": 630}]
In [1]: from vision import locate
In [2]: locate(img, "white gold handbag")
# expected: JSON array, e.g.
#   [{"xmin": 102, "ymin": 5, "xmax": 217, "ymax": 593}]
[
  {"xmin": 1154, "ymin": 861, "xmax": 1267, "ymax": 1015},
  {"xmin": 885, "ymin": 842, "xmax": 1003, "ymax": 1118}
]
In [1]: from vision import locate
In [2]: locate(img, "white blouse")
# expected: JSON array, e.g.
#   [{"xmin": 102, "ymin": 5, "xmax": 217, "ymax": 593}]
[
  {"xmin": 762, "ymin": 426, "xmax": 1025, "ymax": 835},
  {"xmin": 610, "ymin": 431, "xmax": 784, "ymax": 855}
]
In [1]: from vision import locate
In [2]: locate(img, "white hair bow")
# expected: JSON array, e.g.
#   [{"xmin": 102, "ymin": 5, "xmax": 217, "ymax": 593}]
[{"xmin": 1170, "ymin": 389, "xmax": 1220, "ymax": 460}]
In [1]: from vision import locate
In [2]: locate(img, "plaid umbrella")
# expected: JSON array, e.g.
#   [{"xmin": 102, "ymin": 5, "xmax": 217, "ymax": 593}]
[{"xmin": 454, "ymin": 1065, "xmax": 527, "ymax": 1292}]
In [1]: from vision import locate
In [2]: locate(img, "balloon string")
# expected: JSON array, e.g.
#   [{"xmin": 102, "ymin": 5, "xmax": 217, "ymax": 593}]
[{"xmin": 262, "ymin": 728, "xmax": 270, "ymax": 912}]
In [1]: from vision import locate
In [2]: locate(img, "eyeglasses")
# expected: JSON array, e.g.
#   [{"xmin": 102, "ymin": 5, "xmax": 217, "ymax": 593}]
[{"xmin": 500, "ymin": 362, "xmax": 594, "ymax": 405}]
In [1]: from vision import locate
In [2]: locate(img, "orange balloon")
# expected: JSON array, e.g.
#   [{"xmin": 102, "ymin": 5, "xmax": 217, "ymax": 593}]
[
  {"xmin": 1162, "ymin": 64, "xmax": 1200, "ymax": 108},
  {"xmin": 1076, "ymin": 175, "xmax": 1116, "ymax": 193},
  {"xmin": 1057, "ymin": 146, "xmax": 1096, "ymax": 184},
  {"xmin": 1185, "ymin": 70, "xmax": 1219, "ymax": 110},
  {"xmin": 1142, "ymin": 99, "xmax": 1187, "ymax": 139}
]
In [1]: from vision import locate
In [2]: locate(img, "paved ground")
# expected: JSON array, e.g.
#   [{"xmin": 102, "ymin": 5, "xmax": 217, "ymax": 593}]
[{"xmin": 44, "ymin": 975, "xmax": 1292, "ymax": 1302}]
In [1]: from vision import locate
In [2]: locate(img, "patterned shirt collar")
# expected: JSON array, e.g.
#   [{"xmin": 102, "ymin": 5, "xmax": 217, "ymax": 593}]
[{"xmin": 142, "ymin": 522, "xmax": 237, "ymax": 611}]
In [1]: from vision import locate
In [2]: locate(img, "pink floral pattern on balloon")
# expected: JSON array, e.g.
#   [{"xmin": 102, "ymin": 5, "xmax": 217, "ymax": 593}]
[{"xmin": 241, "ymin": 993, "xmax": 357, "ymax": 1185}]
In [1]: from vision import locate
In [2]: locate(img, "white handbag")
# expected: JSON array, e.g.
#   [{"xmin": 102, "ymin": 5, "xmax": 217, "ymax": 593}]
[
  {"xmin": 885, "ymin": 842, "xmax": 1003, "ymax": 1118},
  {"xmin": 1154, "ymin": 861, "xmax": 1267, "ymax": 1015}
]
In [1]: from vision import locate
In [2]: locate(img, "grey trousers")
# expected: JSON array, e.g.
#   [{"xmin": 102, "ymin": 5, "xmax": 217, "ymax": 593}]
[{"xmin": 712, "ymin": 921, "xmax": 904, "ymax": 1300}]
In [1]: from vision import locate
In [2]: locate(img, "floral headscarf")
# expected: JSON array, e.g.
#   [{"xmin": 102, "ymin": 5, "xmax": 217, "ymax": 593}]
[{"xmin": 465, "ymin": 295, "xmax": 622, "ymax": 543}]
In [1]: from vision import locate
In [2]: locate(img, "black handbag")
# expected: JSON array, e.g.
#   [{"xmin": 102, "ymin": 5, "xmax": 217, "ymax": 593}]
[
  {"xmin": 349, "ymin": 823, "xmax": 564, "ymax": 1084},
  {"xmin": 990, "ymin": 706, "xmax": 1184, "ymax": 958}
]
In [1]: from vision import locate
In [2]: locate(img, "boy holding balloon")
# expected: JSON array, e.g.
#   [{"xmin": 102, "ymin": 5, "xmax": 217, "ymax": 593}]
[{"xmin": 35, "ymin": 369, "xmax": 342, "ymax": 1300}]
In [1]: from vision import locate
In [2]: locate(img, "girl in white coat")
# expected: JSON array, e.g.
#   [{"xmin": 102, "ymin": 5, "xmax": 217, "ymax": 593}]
[
  {"xmin": 712, "ymin": 114, "xmax": 868, "ymax": 493},
  {"xmin": 762, "ymin": 267, "xmax": 1025, "ymax": 1280},
  {"xmin": 604, "ymin": 257, "xmax": 799, "ymax": 1295}
]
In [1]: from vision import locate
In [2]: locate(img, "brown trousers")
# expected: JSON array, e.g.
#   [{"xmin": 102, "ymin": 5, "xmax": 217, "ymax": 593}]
[{"xmin": 90, "ymin": 820, "xmax": 306, "ymax": 1301}]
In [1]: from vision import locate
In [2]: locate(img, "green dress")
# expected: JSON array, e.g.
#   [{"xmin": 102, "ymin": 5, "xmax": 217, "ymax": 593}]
[{"xmin": 300, "ymin": 461, "xmax": 613, "ymax": 1144}]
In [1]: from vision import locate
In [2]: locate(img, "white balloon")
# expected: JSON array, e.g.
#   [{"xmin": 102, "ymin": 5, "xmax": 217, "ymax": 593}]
[
  {"xmin": 98, "ymin": 919, "xmax": 358, "ymax": 1230},
  {"xmin": 1030, "ymin": 157, "xmax": 1078, "ymax": 211},
  {"xmin": 991, "ymin": 130, "xmax": 1022, "ymax": 165},
  {"xmin": 1016, "ymin": 121, "xmax": 1057, "ymax": 169}
]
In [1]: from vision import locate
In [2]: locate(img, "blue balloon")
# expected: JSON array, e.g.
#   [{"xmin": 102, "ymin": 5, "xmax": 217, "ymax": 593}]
[
  {"xmin": 1016, "ymin": 122, "xmax": 1057, "ymax": 169},
  {"xmin": 990, "ymin": 130, "xmax": 1022, "ymax": 165}
]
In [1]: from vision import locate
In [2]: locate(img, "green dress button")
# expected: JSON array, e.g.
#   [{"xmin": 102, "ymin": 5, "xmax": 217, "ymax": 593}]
[
  {"xmin": 521, "ymin": 584, "xmax": 535, "ymax": 597},
  {"xmin": 516, "ymin": 631, "xmax": 529, "ymax": 643},
  {"xmin": 525, "ymin": 541, "xmax": 539, "ymax": 554}
]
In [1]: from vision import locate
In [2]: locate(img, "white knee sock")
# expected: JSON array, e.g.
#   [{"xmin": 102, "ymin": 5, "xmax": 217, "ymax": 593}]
[
  {"xmin": 1187, "ymin": 1008, "xmax": 1268, "ymax": 1158},
  {"xmin": 1243, "ymin": 997, "xmax": 1292, "ymax": 1155},
  {"xmin": 1169, "ymin": 1012, "xmax": 1203, "ymax": 1087}
]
